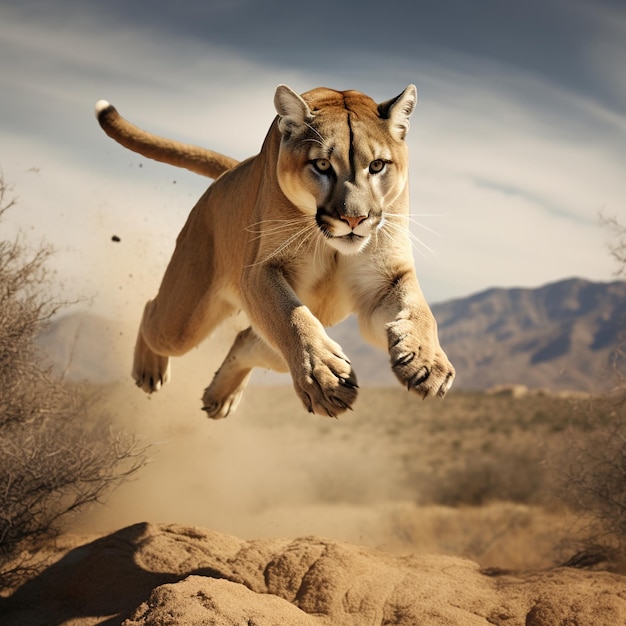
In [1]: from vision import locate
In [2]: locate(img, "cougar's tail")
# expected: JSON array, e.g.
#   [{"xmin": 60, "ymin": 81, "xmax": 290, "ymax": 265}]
[{"xmin": 95, "ymin": 100, "xmax": 239, "ymax": 179}]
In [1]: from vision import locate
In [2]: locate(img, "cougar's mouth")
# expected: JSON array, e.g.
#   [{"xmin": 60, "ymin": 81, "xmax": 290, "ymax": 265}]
[
  {"xmin": 340, "ymin": 232, "xmax": 365, "ymax": 243},
  {"xmin": 315, "ymin": 208, "xmax": 377, "ymax": 255}
]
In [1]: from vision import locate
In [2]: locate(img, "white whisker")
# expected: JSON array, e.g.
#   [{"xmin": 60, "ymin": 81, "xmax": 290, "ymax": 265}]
[
  {"xmin": 384, "ymin": 212, "xmax": 445, "ymax": 238},
  {"xmin": 245, "ymin": 220, "xmax": 319, "ymax": 267},
  {"xmin": 380, "ymin": 215, "xmax": 438, "ymax": 258},
  {"xmin": 313, "ymin": 228, "xmax": 327, "ymax": 269},
  {"xmin": 408, "ymin": 219, "xmax": 443, "ymax": 238},
  {"xmin": 245, "ymin": 217, "xmax": 308, "ymax": 234},
  {"xmin": 302, "ymin": 137, "xmax": 326, "ymax": 148},
  {"xmin": 245, "ymin": 216, "xmax": 314, "ymax": 245},
  {"xmin": 304, "ymin": 122, "xmax": 328, "ymax": 149}
]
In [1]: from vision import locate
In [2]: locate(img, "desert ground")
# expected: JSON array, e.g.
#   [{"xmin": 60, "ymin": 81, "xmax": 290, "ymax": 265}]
[
  {"xmin": 2, "ymin": 339, "xmax": 626, "ymax": 626},
  {"xmin": 70, "ymin": 384, "xmax": 594, "ymax": 569}
]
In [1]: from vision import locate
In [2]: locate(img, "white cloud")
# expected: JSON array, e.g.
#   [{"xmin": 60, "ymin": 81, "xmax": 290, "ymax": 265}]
[
  {"xmin": 0, "ymin": 4, "xmax": 623, "ymax": 317},
  {"xmin": 404, "ymin": 62, "xmax": 625, "ymax": 299}
]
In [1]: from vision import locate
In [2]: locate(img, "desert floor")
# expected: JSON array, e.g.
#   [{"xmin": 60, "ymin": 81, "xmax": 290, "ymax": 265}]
[{"xmin": 2, "ymin": 380, "xmax": 625, "ymax": 624}]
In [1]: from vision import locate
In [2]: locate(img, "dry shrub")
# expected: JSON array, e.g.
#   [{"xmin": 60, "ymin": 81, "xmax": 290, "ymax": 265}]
[
  {"xmin": 556, "ymin": 374, "xmax": 626, "ymax": 569},
  {"xmin": 0, "ymin": 174, "xmax": 147, "ymax": 587},
  {"xmin": 600, "ymin": 212, "xmax": 626, "ymax": 277},
  {"xmin": 422, "ymin": 443, "xmax": 546, "ymax": 507},
  {"xmin": 556, "ymin": 215, "xmax": 626, "ymax": 569}
]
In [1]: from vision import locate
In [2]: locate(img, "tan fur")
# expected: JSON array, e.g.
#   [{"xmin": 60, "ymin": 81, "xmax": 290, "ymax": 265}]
[
  {"xmin": 96, "ymin": 100, "xmax": 238, "ymax": 178},
  {"xmin": 95, "ymin": 85, "xmax": 455, "ymax": 418}
]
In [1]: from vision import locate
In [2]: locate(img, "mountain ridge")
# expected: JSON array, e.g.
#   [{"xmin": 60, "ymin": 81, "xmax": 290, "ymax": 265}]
[{"xmin": 430, "ymin": 277, "xmax": 626, "ymax": 392}]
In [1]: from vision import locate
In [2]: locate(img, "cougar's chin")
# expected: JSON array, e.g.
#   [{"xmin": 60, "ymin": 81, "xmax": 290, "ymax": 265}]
[{"xmin": 325, "ymin": 232, "xmax": 372, "ymax": 255}]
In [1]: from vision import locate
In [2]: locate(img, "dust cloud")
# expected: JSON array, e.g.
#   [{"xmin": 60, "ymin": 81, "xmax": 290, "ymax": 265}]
[
  {"xmin": 62, "ymin": 313, "xmax": 570, "ymax": 571},
  {"xmin": 70, "ymin": 320, "xmax": 404, "ymax": 549}
]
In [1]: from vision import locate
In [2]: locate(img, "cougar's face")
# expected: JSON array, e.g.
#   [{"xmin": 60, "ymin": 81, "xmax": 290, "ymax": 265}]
[{"xmin": 276, "ymin": 91, "xmax": 410, "ymax": 256}]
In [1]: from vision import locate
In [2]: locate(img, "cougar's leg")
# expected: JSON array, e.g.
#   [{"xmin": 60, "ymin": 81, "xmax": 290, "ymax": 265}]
[
  {"xmin": 202, "ymin": 327, "xmax": 287, "ymax": 418},
  {"xmin": 132, "ymin": 315, "xmax": 171, "ymax": 393},
  {"xmin": 133, "ymin": 295, "xmax": 236, "ymax": 394},
  {"xmin": 131, "ymin": 205, "xmax": 235, "ymax": 393}
]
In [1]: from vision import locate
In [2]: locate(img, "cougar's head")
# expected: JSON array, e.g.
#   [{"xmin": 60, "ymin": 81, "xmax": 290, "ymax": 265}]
[{"xmin": 274, "ymin": 84, "xmax": 417, "ymax": 255}]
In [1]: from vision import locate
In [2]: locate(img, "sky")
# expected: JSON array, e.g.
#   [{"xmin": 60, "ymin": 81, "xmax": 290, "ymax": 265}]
[{"xmin": 1, "ymin": 0, "xmax": 625, "ymax": 321}]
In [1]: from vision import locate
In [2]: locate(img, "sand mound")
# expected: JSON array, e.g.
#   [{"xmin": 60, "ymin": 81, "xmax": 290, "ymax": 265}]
[{"xmin": 2, "ymin": 523, "xmax": 625, "ymax": 625}]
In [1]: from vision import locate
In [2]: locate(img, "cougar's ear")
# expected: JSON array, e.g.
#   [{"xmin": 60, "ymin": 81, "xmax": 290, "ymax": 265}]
[
  {"xmin": 378, "ymin": 84, "xmax": 417, "ymax": 140},
  {"xmin": 274, "ymin": 84, "xmax": 313, "ymax": 136}
]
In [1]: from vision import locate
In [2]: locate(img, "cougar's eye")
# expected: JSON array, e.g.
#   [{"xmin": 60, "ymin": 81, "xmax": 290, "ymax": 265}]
[
  {"xmin": 312, "ymin": 158, "xmax": 332, "ymax": 174},
  {"xmin": 369, "ymin": 159, "xmax": 386, "ymax": 174}
]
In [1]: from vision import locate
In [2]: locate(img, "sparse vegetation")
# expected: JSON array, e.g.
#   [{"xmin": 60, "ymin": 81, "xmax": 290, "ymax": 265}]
[
  {"xmin": 600, "ymin": 212, "xmax": 626, "ymax": 277},
  {"xmin": 426, "ymin": 445, "xmax": 546, "ymax": 507},
  {"xmin": 556, "ymin": 389, "xmax": 626, "ymax": 569},
  {"xmin": 242, "ymin": 386, "xmax": 591, "ymax": 569},
  {"xmin": 0, "ymin": 174, "xmax": 147, "ymax": 587},
  {"xmin": 553, "ymin": 216, "xmax": 626, "ymax": 569}
]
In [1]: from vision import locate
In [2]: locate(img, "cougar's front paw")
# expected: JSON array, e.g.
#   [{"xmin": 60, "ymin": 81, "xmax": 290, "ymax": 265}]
[
  {"xmin": 132, "ymin": 334, "xmax": 171, "ymax": 393},
  {"xmin": 387, "ymin": 314, "xmax": 455, "ymax": 399},
  {"xmin": 292, "ymin": 338, "xmax": 358, "ymax": 417}
]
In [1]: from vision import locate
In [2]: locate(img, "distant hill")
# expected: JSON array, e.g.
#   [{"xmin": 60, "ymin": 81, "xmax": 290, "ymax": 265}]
[
  {"xmin": 36, "ymin": 312, "xmax": 129, "ymax": 384},
  {"xmin": 433, "ymin": 277, "xmax": 626, "ymax": 392},
  {"xmin": 38, "ymin": 278, "xmax": 626, "ymax": 393},
  {"xmin": 331, "ymin": 277, "xmax": 626, "ymax": 393}
]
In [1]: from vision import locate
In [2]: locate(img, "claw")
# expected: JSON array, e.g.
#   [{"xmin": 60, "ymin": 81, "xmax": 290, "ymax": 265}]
[
  {"xmin": 437, "ymin": 372, "xmax": 454, "ymax": 398},
  {"xmin": 340, "ymin": 377, "xmax": 359, "ymax": 389},
  {"xmin": 302, "ymin": 391, "xmax": 314, "ymax": 414},
  {"xmin": 410, "ymin": 366, "xmax": 430, "ymax": 388},
  {"xmin": 393, "ymin": 352, "xmax": 415, "ymax": 368},
  {"xmin": 388, "ymin": 333, "xmax": 408, "ymax": 349},
  {"xmin": 330, "ymin": 396, "xmax": 352, "ymax": 411}
]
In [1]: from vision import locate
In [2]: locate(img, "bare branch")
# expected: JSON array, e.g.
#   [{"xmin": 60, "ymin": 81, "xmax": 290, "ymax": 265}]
[{"xmin": 599, "ymin": 211, "xmax": 626, "ymax": 277}]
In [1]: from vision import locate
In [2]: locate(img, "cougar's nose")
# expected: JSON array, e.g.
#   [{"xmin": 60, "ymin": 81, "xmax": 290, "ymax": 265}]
[{"xmin": 340, "ymin": 215, "xmax": 367, "ymax": 230}]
